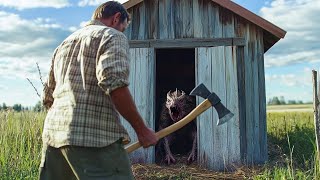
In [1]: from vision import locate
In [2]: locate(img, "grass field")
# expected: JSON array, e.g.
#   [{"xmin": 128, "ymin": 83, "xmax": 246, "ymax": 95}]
[
  {"xmin": 0, "ymin": 111, "xmax": 45, "ymax": 179},
  {"xmin": 0, "ymin": 105, "xmax": 319, "ymax": 179}
]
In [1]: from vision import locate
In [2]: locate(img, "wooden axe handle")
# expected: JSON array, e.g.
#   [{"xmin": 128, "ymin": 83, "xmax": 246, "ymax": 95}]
[{"xmin": 125, "ymin": 99, "xmax": 212, "ymax": 153}]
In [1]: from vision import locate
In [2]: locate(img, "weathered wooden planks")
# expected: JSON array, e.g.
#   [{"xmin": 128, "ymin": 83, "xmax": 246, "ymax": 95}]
[
  {"xmin": 235, "ymin": 16, "xmax": 267, "ymax": 164},
  {"xmin": 120, "ymin": 49, "xmax": 137, "ymax": 161},
  {"xmin": 251, "ymin": 26, "xmax": 261, "ymax": 163},
  {"xmin": 144, "ymin": 0, "xmax": 159, "ymax": 39},
  {"xmin": 244, "ymin": 23, "xmax": 254, "ymax": 164},
  {"xmin": 212, "ymin": 46, "xmax": 228, "ymax": 171},
  {"xmin": 236, "ymin": 45, "xmax": 247, "ymax": 162},
  {"xmin": 196, "ymin": 45, "xmax": 241, "ymax": 170},
  {"xmin": 121, "ymin": 48, "xmax": 155, "ymax": 163},
  {"xmin": 129, "ymin": 0, "xmax": 224, "ymax": 40},
  {"xmin": 192, "ymin": 0, "xmax": 202, "ymax": 38},
  {"xmin": 222, "ymin": 12, "xmax": 241, "ymax": 167},
  {"xmin": 196, "ymin": 47, "xmax": 215, "ymax": 169},
  {"xmin": 158, "ymin": 0, "xmax": 175, "ymax": 39},
  {"xmin": 257, "ymin": 29, "xmax": 268, "ymax": 163}
]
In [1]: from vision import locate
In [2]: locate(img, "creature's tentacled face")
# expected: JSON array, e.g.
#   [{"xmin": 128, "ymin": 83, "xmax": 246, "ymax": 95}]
[{"xmin": 166, "ymin": 89, "xmax": 192, "ymax": 122}]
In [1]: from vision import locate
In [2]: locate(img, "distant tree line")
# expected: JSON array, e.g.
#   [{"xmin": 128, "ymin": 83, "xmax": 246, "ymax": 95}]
[
  {"xmin": 0, "ymin": 101, "xmax": 44, "ymax": 112},
  {"xmin": 267, "ymin": 96, "xmax": 311, "ymax": 105}
]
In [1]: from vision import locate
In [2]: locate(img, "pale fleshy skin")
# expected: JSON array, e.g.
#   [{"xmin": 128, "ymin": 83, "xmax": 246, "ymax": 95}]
[{"xmin": 157, "ymin": 89, "xmax": 197, "ymax": 165}]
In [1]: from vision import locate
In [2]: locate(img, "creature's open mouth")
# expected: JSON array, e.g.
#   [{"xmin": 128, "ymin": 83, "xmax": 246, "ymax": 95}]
[{"xmin": 170, "ymin": 106, "xmax": 181, "ymax": 121}]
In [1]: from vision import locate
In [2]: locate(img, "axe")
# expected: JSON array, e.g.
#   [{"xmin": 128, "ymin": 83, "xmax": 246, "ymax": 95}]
[{"xmin": 125, "ymin": 83, "xmax": 234, "ymax": 153}]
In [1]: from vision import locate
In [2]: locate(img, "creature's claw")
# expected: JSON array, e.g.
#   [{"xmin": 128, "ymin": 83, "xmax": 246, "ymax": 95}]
[
  {"xmin": 187, "ymin": 150, "xmax": 196, "ymax": 164},
  {"xmin": 165, "ymin": 153, "xmax": 176, "ymax": 165}
]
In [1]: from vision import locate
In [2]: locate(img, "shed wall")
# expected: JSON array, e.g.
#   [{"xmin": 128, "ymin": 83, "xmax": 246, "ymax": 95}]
[
  {"xmin": 235, "ymin": 18, "xmax": 267, "ymax": 164},
  {"xmin": 120, "ymin": 48, "xmax": 155, "ymax": 163},
  {"xmin": 196, "ymin": 46, "xmax": 240, "ymax": 170},
  {"xmin": 123, "ymin": 0, "xmax": 267, "ymax": 168}
]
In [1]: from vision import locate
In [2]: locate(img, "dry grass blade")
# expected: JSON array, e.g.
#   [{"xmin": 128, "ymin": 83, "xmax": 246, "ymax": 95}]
[
  {"xmin": 26, "ymin": 62, "xmax": 45, "ymax": 99},
  {"xmin": 36, "ymin": 62, "xmax": 45, "ymax": 86},
  {"xmin": 131, "ymin": 162, "xmax": 251, "ymax": 180},
  {"xmin": 26, "ymin": 78, "xmax": 41, "ymax": 98}
]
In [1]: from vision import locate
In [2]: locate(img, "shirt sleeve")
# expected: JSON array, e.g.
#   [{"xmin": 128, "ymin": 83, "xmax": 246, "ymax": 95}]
[
  {"xmin": 42, "ymin": 48, "xmax": 57, "ymax": 109},
  {"xmin": 96, "ymin": 33, "xmax": 130, "ymax": 95}
]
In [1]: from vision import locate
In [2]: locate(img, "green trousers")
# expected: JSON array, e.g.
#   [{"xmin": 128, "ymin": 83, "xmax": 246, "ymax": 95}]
[{"xmin": 39, "ymin": 139, "xmax": 134, "ymax": 180}]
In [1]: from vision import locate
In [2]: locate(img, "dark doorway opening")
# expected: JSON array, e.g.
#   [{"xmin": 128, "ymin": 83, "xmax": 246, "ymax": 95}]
[{"xmin": 155, "ymin": 48, "xmax": 196, "ymax": 164}]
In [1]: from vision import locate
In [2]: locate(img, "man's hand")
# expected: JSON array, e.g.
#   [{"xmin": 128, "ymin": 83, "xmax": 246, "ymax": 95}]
[{"xmin": 136, "ymin": 127, "xmax": 158, "ymax": 148}]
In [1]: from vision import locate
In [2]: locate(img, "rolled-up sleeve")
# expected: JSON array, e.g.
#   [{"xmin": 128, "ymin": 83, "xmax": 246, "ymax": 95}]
[
  {"xmin": 42, "ymin": 49, "xmax": 57, "ymax": 109},
  {"xmin": 96, "ymin": 33, "xmax": 130, "ymax": 95}
]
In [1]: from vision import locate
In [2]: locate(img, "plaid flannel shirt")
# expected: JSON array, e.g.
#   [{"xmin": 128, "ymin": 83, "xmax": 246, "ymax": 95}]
[{"xmin": 41, "ymin": 20, "xmax": 131, "ymax": 154}]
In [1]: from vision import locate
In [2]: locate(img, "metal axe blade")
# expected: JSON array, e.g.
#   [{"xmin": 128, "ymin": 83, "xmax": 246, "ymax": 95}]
[{"xmin": 190, "ymin": 83, "xmax": 234, "ymax": 125}]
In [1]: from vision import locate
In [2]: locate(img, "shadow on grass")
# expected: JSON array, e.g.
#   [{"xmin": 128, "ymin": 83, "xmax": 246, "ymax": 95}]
[{"xmin": 268, "ymin": 126, "xmax": 316, "ymax": 169}]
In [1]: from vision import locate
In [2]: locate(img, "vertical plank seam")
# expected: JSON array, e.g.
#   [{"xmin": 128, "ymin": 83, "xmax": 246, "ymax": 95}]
[{"xmin": 210, "ymin": 47, "xmax": 215, "ymax": 169}]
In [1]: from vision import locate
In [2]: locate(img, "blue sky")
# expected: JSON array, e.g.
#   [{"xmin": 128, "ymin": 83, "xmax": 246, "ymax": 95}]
[{"xmin": 0, "ymin": 0, "xmax": 319, "ymax": 106}]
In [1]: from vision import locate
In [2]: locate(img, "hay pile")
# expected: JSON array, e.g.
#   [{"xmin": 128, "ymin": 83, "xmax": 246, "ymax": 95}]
[{"xmin": 131, "ymin": 156, "xmax": 264, "ymax": 179}]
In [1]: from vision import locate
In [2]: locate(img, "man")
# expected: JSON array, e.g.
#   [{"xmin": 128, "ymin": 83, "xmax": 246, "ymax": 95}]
[{"xmin": 40, "ymin": 1, "xmax": 158, "ymax": 179}]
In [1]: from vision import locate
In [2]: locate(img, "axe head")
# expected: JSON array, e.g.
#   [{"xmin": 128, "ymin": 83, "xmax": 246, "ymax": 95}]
[{"xmin": 190, "ymin": 83, "xmax": 234, "ymax": 125}]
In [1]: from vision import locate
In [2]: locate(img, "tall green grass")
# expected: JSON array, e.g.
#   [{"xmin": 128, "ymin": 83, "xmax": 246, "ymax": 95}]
[
  {"xmin": 0, "ymin": 110, "xmax": 319, "ymax": 179},
  {"xmin": 268, "ymin": 112, "xmax": 315, "ymax": 166},
  {"xmin": 255, "ymin": 112, "xmax": 320, "ymax": 179},
  {"xmin": 0, "ymin": 111, "xmax": 45, "ymax": 179}
]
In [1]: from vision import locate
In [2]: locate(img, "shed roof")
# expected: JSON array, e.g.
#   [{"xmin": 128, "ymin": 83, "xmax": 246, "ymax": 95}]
[{"xmin": 123, "ymin": 0, "xmax": 287, "ymax": 50}]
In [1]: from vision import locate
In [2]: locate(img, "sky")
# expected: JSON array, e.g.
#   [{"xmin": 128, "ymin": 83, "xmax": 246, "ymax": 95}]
[{"xmin": 0, "ymin": 0, "xmax": 319, "ymax": 107}]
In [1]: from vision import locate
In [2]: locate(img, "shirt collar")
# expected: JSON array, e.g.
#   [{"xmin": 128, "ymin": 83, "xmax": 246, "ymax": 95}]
[{"xmin": 85, "ymin": 20, "xmax": 106, "ymax": 27}]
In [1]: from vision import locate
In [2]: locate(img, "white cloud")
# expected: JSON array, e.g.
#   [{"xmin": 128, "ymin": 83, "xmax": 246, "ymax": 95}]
[
  {"xmin": 0, "ymin": 84, "xmax": 8, "ymax": 90},
  {"xmin": 261, "ymin": 0, "xmax": 320, "ymax": 68},
  {"xmin": 0, "ymin": 11, "xmax": 71, "ymax": 80},
  {"xmin": 264, "ymin": 1, "xmax": 271, "ymax": 6},
  {"xmin": 68, "ymin": 26, "xmax": 78, "ymax": 32},
  {"xmin": 265, "ymin": 73, "xmax": 310, "ymax": 87},
  {"xmin": 78, "ymin": 0, "xmax": 128, "ymax": 7},
  {"xmin": 68, "ymin": 21, "xmax": 88, "ymax": 32},
  {"xmin": 0, "ymin": 0, "xmax": 70, "ymax": 10},
  {"xmin": 265, "ymin": 67, "xmax": 314, "ymax": 102},
  {"xmin": 0, "ymin": 56, "xmax": 51, "ymax": 80},
  {"xmin": 80, "ymin": 21, "xmax": 88, "ymax": 27},
  {"xmin": 264, "ymin": 49, "xmax": 320, "ymax": 68}
]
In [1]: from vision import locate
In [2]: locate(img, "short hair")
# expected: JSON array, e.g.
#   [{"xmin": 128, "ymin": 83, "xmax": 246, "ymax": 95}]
[{"xmin": 92, "ymin": 1, "xmax": 130, "ymax": 23}]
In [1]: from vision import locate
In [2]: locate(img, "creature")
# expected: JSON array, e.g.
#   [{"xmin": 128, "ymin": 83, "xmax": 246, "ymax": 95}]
[{"xmin": 156, "ymin": 89, "xmax": 197, "ymax": 165}]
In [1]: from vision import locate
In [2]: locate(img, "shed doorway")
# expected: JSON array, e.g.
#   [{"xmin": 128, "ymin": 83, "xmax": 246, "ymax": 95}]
[{"xmin": 155, "ymin": 48, "xmax": 197, "ymax": 164}]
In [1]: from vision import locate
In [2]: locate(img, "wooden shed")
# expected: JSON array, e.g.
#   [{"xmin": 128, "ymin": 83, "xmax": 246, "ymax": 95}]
[{"xmin": 119, "ymin": 0, "xmax": 286, "ymax": 170}]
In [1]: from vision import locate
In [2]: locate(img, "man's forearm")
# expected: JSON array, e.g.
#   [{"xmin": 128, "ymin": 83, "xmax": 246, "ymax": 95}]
[
  {"xmin": 42, "ymin": 83, "xmax": 54, "ymax": 110},
  {"xmin": 110, "ymin": 86, "xmax": 147, "ymax": 133}
]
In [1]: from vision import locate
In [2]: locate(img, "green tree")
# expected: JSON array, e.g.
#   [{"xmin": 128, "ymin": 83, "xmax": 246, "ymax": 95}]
[
  {"xmin": 279, "ymin": 96, "xmax": 286, "ymax": 105},
  {"xmin": 288, "ymin": 100, "xmax": 297, "ymax": 104},
  {"xmin": 270, "ymin": 97, "xmax": 281, "ymax": 105},
  {"xmin": 33, "ymin": 101, "xmax": 44, "ymax": 112},
  {"xmin": 2, "ymin": 103, "xmax": 7, "ymax": 110},
  {"xmin": 12, "ymin": 104, "xmax": 22, "ymax": 112}
]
